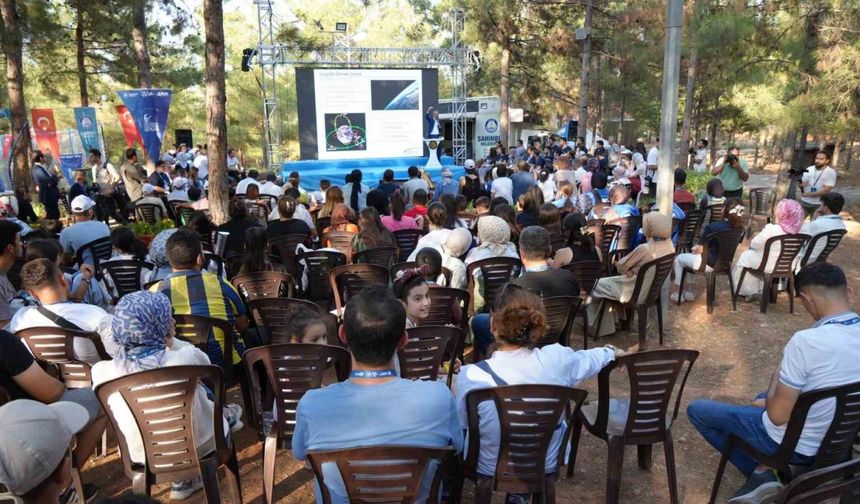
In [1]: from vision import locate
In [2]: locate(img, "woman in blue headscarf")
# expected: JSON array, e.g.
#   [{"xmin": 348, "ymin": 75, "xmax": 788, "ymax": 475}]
[{"xmin": 91, "ymin": 291, "xmax": 243, "ymax": 500}]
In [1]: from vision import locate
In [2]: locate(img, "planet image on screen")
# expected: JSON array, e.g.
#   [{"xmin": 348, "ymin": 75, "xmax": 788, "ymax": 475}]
[
  {"xmin": 384, "ymin": 80, "xmax": 419, "ymax": 110},
  {"xmin": 325, "ymin": 113, "xmax": 367, "ymax": 152}
]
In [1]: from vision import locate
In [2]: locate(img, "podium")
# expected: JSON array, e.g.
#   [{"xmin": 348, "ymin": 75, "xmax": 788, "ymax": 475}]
[{"xmin": 424, "ymin": 137, "xmax": 444, "ymax": 169}]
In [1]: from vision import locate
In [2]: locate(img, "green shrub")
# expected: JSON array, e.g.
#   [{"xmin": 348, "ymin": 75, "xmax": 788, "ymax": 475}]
[{"xmin": 128, "ymin": 219, "xmax": 175, "ymax": 236}]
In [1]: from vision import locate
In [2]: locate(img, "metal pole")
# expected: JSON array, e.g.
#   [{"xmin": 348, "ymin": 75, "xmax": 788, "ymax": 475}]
[
  {"xmin": 657, "ymin": 0, "xmax": 684, "ymax": 215},
  {"xmin": 576, "ymin": 0, "xmax": 593, "ymax": 142}
]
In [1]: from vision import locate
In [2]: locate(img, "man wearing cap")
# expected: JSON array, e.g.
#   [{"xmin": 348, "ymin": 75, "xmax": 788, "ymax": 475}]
[
  {"xmin": 0, "ymin": 399, "xmax": 91, "ymax": 502},
  {"xmin": 134, "ymin": 183, "xmax": 169, "ymax": 221},
  {"xmin": 167, "ymin": 177, "xmax": 190, "ymax": 203},
  {"xmin": 432, "ymin": 168, "xmax": 459, "ymax": 201},
  {"xmin": 59, "ymin": 195, "xmax": 110, "ymax": 267}
]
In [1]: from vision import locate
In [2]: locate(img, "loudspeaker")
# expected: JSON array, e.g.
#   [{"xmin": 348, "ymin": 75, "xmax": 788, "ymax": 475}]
[
  {"xmin": 566, "ymin": 120, "xmax": 578, "ymax": 141},
  {"xmin": 175, "ymin": 129, "xmax": 193, "ymax": 148}
]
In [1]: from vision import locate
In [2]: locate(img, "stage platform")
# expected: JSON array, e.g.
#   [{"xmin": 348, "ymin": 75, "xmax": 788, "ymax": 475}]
[{"xmin": 281, "ymin": 156, "xmax": 464, "ymax": 191}]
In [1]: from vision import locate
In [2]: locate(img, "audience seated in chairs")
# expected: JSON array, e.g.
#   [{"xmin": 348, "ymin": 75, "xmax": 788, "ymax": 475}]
[
  {"xmin": 99, "ymin": 227, "xmax": 153, "ymax": 298},
  {"xmin": 134, "ymin": 184, "xmax": 169, "ymax": 222},
  {"xmin": 218, "ymin": 196, "xmax": 263, "ymax": 261},
  {"xmin": 0, "ymin": 221, "xmax": 21, "ymax": 324},
  {"xmin": 586, "ymin": 212, "xmax": 674, "ymax": 338},
  {"xmin": 552, "ymin": 211, "xmax": 601, "ymax": 268},
  {"xmin": 267, "ymin": 196, "xmax": 313, "ymax": 242},
  {"xmin": 381, "ymin": 192, "xmax": 419, "ymax": 233},
  {"xmin": 92, "ymin": 291, "xmax": 243, "ymax": 501},
  {"xmin": 60, "ymin": 195, "xmax": 111, "ymax": 266},
  {"xmin": 352, "ymin": 207, "xmax": 395, "ymax": 253},
  {"xmin": 732, "ymin": 199, "xmax": 804, "ymax": 300},
  {"xmin": 292, "ymin": 285, "xmax": 463, "ymax": 503},
  {"xmin": 408, "ymin": 203, "xmax": 452, "ymax": 261},
  {"xmin": 456, "ymin": 285, "xmax": 625, "ymax": 501},
  {"xmin": 688, "ymin": 263, "xmax": 860, "ymax": 503},
  {"xmin": 18, "ymin": 238, "xmax": 110, "ymax": 309},
  {"xmin": 236, "ymin": 227, "xmax": 284, "ymax": 277},
  {"xmin": 440, "ymin": 228, "xmax": 471, "ymax": 290},
  {"xmin": 672, "ymin": 197, "xmax": 745, "ymax": 303},
  {"xmin": 800, "ymin": 191, "xmax": 846, "ymax": 263},
  {"xmin": 322, "ymin": 203, "xmax": 358, "ymax": 235},
  {"xmin": 148, "ymin": 229, "xmax": 248, "ymax": 368},
  {"xmin": 8, "ymin": 258, "xmax": 115, "ymax": 364}
]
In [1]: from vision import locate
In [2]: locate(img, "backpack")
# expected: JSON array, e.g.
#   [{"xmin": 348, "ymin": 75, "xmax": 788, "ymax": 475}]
[{"xmin": 462, "ymin": 176, "xmax": 485, "ymax": 203}]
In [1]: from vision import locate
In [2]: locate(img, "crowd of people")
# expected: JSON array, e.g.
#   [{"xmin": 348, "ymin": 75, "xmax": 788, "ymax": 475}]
[{"xmin": 0, "ymin": 134, "xmax": 852, "ymax": 504}]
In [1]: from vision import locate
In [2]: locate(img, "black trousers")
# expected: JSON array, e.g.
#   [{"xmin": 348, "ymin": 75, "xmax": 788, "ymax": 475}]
[{"xmin": 43, "ymin": 199, "xmax": 60, "ymax": 220}]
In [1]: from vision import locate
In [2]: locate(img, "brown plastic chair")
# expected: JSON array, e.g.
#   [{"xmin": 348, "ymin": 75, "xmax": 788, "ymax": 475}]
[
  {"xmin": 15, "ymin": 327, "xmax": 109, "ymax": 388},
  {"xmin": 393, "ymin": 229, "xmax": 426, "ymax": 262},
  {"xmin": 75, "ymin": 236, "xmax": 113, "ymax": 269},
  {"xmin": 424, "ymin": 286, "xmax": 469, "ymax": 329},
  {"xmin": 247, "ymin": 297, "xmax": 329, "ymax": 344},
  {"xmin": 676, "ymin": 228, "xmax": 745, "ymax": 314},
  {"xmin": 608, "ymin": 215, "xmax": 642, "ymax": 266},
  {"xmin": 172, "ymin": 203, "xmax": 196, "ymax": 227},
  {"xmin": 231, "ymin": 271, "xmax": 294, "ymax": 302},
  {"xmin": 679, "ymin": 209, "xmax": 706, "ymax": 253},
  {"xmin": 708, "ymin": 380, "xmax": 860, "ymax": 504},
  {"xmin": 799, "ymin": 228, "xmax": 846, "ymax": 267},
  {"xmin": 538, "ymin": 296, "xmax": 582, "ymax": 348},
  {"xmin": 308, "ymin": 445, "xmax": 456, "ymax": 504},
  {"xmin": 133, "ymin": 202, "xmax": 164, "ymax": 224},
  {"xmin": 466, "ymin": 257, "xmax": 523, "ymax": 314},
  {"xmin": 99, "ymin": 259, "xmax": 155, "ymax": 302},
  {"xmin": 172, "ymin": 314, "xmax": 237, "ymax": 383},
  {"xmin": 242, "ymin": 343, "xmax": 351, "ymax": 504},
  {"xmin": 314, "ymin": 216, "xmax": 331, "ymax": 238},
  {"xmin": 589, "ymin": 224, "xmax": 619, "ymax": 268},
  {"xmin": 391, "ymin": 261, "xmax": 453, "ymax": 286},
  {"xmin": 298, "ymin": 250, "xmax": 346, "ymax": 304},
  {"xmin": 545, "ymin": 225, "xmax": 567, "ymax": 256},
  {"xmin": 464, "ymin": 385, "xmax": 588, "ymax": 503},
  {"xmin": 569, "ymin": 349, "xmax": 699, "ymax": 504},
  {"xmin": 747, "ymin": 187, "xmax": 776, "ymax": 238},
  {"xmin": 778, "ymin": 457, "xmax": 860, "ymax": 504},
  {"xmin": 353, "ymin": 246, "xmax": 398, "ymax": 268},
  {"xmin": 269, "ymin": 233, "xmax": 311, "ymax": 279},
  {"xmin": 321, "ymin": 231, "xmax": 357, "ymax": 263},
  {"xmin": 732, "ymin": 234, "xmax": 810, "ymax": 314},
  {"xmin": 399, "ymin": 326, "xmax": 465, "ymax": 387},
  {"xmin": 94, "ymin": 365, "xmax": 241, "ymax": 503},
  {"xmin": 590, "ymin": 254, "xmax": 675, "ymax": 351},
  {"xmin": 562, "ymin": 259, "xmax": 605, "ymax": 299},
  {"xmin": 246, "ymin": 202, "xmax": 270, "ymax": 222},
  {"xmin": 706, "ymin": 202, "xmax": 725, "ymax": 224},
  {"xmin": 329, "ymin": 263, "xmax": 389, "ymax": 316}
]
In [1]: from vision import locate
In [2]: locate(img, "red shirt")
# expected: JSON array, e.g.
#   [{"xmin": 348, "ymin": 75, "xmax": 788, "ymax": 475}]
[
  {"xmin": 404, "ymin": 204, "xmax": 428, "ymax": 220},
  {"xmin": 673, "ymin": 189, "xmax": 696, "ymax": 205}
]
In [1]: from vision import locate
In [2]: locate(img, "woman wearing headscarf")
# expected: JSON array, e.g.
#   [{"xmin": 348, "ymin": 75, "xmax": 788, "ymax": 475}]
[
  {"xmin": 146, "ymin": 228, "xmax": 179, "ymax": 281},
  {"xmin": 586, "ymin": 212, "xmax": 675, "ymax": 338},
  {"xmin": 441, "ymin": 227, "xmax": 472, "ymax": 290},
  {"xmin": 732, "ymin": 199, "xmax": 804, "ymax": 299},
  {"xmin": 91, "ymin": 291, "xmax": 243, "ymax": 500}
]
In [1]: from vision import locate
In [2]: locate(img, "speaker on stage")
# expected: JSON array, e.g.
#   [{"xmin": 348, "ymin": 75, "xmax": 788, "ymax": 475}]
[
  {"xmin": 566, "ymin": 120, "xmax": 578, "ymax": 141},
  {"xmin": 175, "ymin": 129, "xmax": 193, "ymax": 147}
]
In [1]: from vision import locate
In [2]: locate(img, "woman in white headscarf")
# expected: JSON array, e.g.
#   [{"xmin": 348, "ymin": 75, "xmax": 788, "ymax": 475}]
[{"xmin": 441, "ymin": 227, "xmax": 472, "ymax": 290}]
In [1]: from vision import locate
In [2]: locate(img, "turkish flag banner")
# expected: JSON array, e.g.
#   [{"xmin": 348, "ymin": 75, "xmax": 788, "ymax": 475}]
[
  {"xmin": 1, "ymin": 135, "xmax": 11, "ymax": 159},
  {"xmin": 116, "ymin": 105, "xmax": 144, "ymax": 149},
  {"xmin": 31, "ymin": 108, "xmax": 61, "ymax": 157}
]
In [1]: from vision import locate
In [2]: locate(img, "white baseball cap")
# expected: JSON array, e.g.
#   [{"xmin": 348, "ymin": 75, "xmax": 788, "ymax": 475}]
[
  {"xmin": 0, "ymin": 400, "xmax": 89, "ymax": 495},
  {"xmin": 172, "ymin": 177, "xmax": 187, "ymax": 189},
  {"xmin": 70, "ymin": 195, "xmax": 95, "ymax": 213},
  {"xmin": 464, "ymin": 159, "xmax": 476, "ymax": 170},
  {"xmin": 142, "ymin": 183, "xmax": 155, "ymax": 194}
]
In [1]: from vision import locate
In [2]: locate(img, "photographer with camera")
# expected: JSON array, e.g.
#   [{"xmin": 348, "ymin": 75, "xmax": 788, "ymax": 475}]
[
  {"xmin": 692, "ymin": 139, "xmax": 708, "ymax": 172},
  {"xmin": 799, "ymin": 151, "xmax": 837, "ymax": 219},
  {"xmin": 711, "ymin": 145, "xmax": 749, "ymax": 198}
]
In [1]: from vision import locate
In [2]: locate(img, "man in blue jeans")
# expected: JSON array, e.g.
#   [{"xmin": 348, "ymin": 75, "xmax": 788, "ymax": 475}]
[{"xmin": 687, "ymin": 262, "xmax": 860, "ymax": 503}]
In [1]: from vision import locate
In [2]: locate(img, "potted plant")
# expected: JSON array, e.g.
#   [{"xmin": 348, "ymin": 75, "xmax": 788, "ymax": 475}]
[{"xmin": 128, "ymin": 219, "xmax": 175, "ymax": 247}]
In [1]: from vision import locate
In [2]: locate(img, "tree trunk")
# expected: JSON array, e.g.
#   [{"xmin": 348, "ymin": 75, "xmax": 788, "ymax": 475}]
[
  {"xmin": 795, "ymin": 125, "xmax": 809, "ymax": 172},
  {"xmin": 132, "ymin": 1, "xmax": 152, "ymax": 88},
  {"xmin": 75, "ymin": 0, "xmax": 88, "ymax": 106},
  {"xmin": 594, "ymin": 55, "xmax": 603, "ymax": 134},
  {"xmin": 832, "ymin": 138, "xmax": 842, "ymax": 167},
  {"xmin": 577, "ymin": 0, "xmax": 594, "ymax": 141},
  {"xmin": 708, "ymin": 121, "xmax": 718, "ymax": 166},
  {"xmin": 0, "ymin": 0, "xmax": 31, "ymax": 191},
  {"xmin": 845, "ymin": 134, "xmax": 855, "ymax": 171},
  {"xmin": 499, "ymin": 42, "xmax": 511, "ymax": 146},
  {"xmin": 752, "ymin": 132, "xmax": 760, "ymax": 170},
  {"xmin": 679, "ymin": 29, "xmax": 698, "ymax": 167},
  {"xmin": 619, "ymin": 92, "xmax": 627, "ymax": 145},
  {"xmin": 778, "ymin": 129, "xmax": 798, "ymax": 200},
  {"xmin": 204, "ymin": 0, "xmax": 229, "ymax": 225}
]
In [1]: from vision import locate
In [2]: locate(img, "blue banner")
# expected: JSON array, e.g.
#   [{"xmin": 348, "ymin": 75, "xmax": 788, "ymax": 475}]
[
  {"xmin": 73, "ymin": 107, "xmax": 100, "ymax": 154},
  {"xmin": 59, "ymin": 154, "xmax": 83, "ymax": 184},
  {"xmin": 116, "ymin": 88, "xmax": 172, "ymax": 161},
  {"xmin": 0, "ymin": 109, "xmax": 10, "ymax": 120}
]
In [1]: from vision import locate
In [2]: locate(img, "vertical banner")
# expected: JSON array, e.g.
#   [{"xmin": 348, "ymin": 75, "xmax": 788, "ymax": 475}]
[
  {"xmin": 1, "ymin": 135, "xmax": 10, "ymax": 159},
  {"xmin": 59, "ymin": 154, "xmax": 83, "ymax": 185},
  {"xmin": 73, "ymin": 107, "xmax": 100, "ymax": 154},
  {"xmin": 31, "ymin": 108, "xmax": 61, "ymax": 157},
  {"xmin": 116, "ymin": 105, "xmax": 144, "ymax": 149},
  {"xmin": 116, "ymin": 89, "xmax": 172, "ymax": 161}
]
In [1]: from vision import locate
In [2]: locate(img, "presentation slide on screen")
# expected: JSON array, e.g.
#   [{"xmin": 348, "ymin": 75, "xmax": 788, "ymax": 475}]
[{"xmin": 313, "ymin": 69, "xmax": 425, "ymax": 160}]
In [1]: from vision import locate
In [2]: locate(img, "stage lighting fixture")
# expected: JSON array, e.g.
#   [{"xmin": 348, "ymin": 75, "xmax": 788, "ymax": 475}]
[
  {"xmin": 241, "ymin": 48, "xmax": 256, "ymax": 72},
  {"xmin": 335, "ymin": 22, "xmax": 348, "ymax": 32}
]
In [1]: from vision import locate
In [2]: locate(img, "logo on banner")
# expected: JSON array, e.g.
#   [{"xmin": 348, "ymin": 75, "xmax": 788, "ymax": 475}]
[
  {"xmin": 30, "ymin": 109, "xmax": 61, "ymax": 157},
  {"xmin": 117, "ymin": 89, "xmax": 172, "ymax": 161},
  {"xmin": 484, "ymin": 118, "xmax": 499, "ymax": 134},
  {"xmin": 73, "ymin": 107, "xmax": 100, "ymax": 154}
]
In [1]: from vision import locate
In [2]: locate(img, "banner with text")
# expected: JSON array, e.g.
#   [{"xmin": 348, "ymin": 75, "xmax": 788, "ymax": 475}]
[
  {"xmin": 116, "ymin": 105, "xmax": 144, "ymax": 150},
  {"xmin": 59, "ymin": 154, "xmax": 83, "ymax": 184},
  {"xmin": 117, "ymin": 89, "xmax": 172, "ymax": 161},
  {"xmin": 73, "ymin": 107, "xmax": 100, "ymax": 154},
  {"xmin": 31, "ymin": 108, "xmax": 61, "ymax": 157}
]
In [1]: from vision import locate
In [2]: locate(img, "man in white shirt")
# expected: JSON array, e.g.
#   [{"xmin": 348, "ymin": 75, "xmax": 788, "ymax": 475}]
[
  {"xmin": 400, "ymin": 166, "xmax": 429, "ymax": 208},
  {"xmin": 259, "ymin": 173, "xmax": 282, "ymax": 198},
  {"xmin": 490, "ymin": 163, "xmax": 513, "ymax": 204},
  {"xmin": 7, "ymin": 258, "xmax": 115, "ymax": 365},
  {"xmin": 89, "ymin": 148, "xmax": 125, "ymax": 225},
  {"xmin": 693, "ymin": 139, "xmax": 709, "ymax": 172},
  {"xmin": 800, "ymin": 192, "xmax": 846, "ymax": 263},
  {"xmin": 800, "ymin": 150, "xmax": 837, "ymax": 217},
  {"xmin": 193, "ymin": 146, "xmax": 208, "ymax": 180},
  {"xmin": 236, "ymin": 169, "xmax": 260, "ymax": 195},
  {"xmin": 646, "ymin": 138, "xmax": 660, "ymax": 181},
  {"xmin": 688, "ymin": 262, "xmax": 860, "ymax": 503}
]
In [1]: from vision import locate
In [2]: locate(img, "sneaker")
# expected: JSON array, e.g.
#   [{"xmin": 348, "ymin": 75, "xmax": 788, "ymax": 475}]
[
  {"xmin": 170, "ymin": 477, "xmax": 204, "ymax": 500},
  {"xmin": 225, "ymin": 403, "xmax": 244, "ymax": 433},
  {"xmin": 670, "ymin": 291, "xmax": 684, "ymax": 303},
  {"xmin": 728, "ymin": 470, "xmax": 783, "ymax": 504},
  {"xmin": 62, "ymin": 484, "xmax": 98, "ymax": 504},
  {"xmin": 683, "ymin": 291, "xmax": 696, "ymax": 302}
]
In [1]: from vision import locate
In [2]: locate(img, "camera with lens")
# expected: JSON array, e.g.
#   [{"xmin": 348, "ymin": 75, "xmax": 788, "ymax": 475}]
[
  {"xmin": 688, "ymin": 147, "xmax": 696, "ymax": 155},
  {"xmin": 725, "ymin": 154, "xmax": 738, "ymax": 165}
]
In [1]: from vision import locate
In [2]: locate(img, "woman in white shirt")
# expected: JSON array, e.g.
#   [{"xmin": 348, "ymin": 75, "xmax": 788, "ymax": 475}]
[
  {"xmin": 456, "ymin": 285, "xmax": 622, "ymax": 491},
  {"xmin": 91, "ymin": 291, "xmax": 242, "ymax": 500},
  {"xmin": 407, "ymin": 203, "xmax": 452, "ymax": 261}
]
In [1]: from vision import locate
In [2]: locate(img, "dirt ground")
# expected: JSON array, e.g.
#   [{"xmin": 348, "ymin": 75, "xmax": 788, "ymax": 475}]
[{"xmin": 79, "ymin": 195, "xmax": 860, "ymax": 503}]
